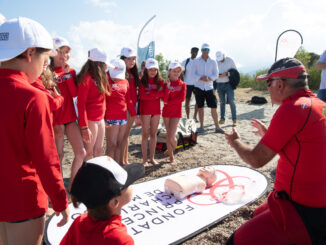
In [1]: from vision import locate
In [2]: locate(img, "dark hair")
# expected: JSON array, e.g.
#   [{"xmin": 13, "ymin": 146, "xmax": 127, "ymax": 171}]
[
  {"xmin": 14, "ymin": 47, "xmax": 51, "ymax": 59},
  {"xmin": 76, "ymin": 60, "xmax": 111, "ymax": 95},
  {"xmin": 285, "ymin": 72, "xmax": 309, "ymax": 89},
  {"xmin": 72, "ymin": 194, "xmax": 114, "ymax": 221},
  {"xmin": 191, "ymin": 47, "xmax": 199, "ymax": 52},
  {"xmin": 140, "ymin": 68, "xmax": 162, "ymax": 88},
  {"xmin": 121, "ymin": 55, "xmax": 140, "ymax": 87}
]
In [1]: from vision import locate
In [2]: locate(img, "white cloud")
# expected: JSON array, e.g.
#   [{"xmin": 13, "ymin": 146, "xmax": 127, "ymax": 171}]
[
  {"xmin": 66, "ymin": 0, "xmax": 326, "ymax": 73},
  {"xmin": 67, "ymin": 20, "xmax": 139, "ymax": 71},
  {"xmin": 89, "ymin": 0, "xmax": 116, "ymax": 8}
]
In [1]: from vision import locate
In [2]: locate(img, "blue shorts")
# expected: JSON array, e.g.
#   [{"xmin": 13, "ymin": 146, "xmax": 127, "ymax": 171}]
[{"xmin": 105, "ymin": 119, "xmax": 127, "ymax": 126}]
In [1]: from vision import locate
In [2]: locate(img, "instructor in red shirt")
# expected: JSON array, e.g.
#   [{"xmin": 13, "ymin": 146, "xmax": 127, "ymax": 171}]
[{"xmin": 225, "ymin": 58, "xmax": 326, "ymax": 245}]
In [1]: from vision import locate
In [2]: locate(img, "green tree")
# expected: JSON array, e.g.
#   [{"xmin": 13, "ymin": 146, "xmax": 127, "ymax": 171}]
[
  {"xmin": 295, "ymin": 47, "xmax": 321, "ymax": 90},
  {"xmin": 155, "ymin": 53, "xmax": 170, "ymax": 78}
]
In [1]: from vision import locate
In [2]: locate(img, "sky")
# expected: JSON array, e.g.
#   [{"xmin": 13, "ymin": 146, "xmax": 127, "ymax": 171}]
[{"xmin": 1, "ymin": 0, "xmax": 326, "ymax": 73}]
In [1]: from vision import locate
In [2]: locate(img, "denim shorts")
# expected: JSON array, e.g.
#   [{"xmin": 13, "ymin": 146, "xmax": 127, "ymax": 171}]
[{"xmin": 105, "ymin": 119, "xmax": 127, "ymax": 125}]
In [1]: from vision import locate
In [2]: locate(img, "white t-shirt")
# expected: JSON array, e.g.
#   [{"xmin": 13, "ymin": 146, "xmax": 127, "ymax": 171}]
[
  {"xmin": 181, "ymin": 58, "xmax": 196, "ymax": 86},
  {"xmin": 318, "ymin": 50, "xmax": 326, "ymax": 89}
]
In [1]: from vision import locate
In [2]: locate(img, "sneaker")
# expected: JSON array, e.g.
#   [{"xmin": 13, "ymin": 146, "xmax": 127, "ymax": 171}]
[
  {"xmin": 232, "ymin": 120, "xmax": 237, "ymax": 127},
  {"xmin": 215, "ymin": 128, "xmax": 225, "ymax": 134},
  {"xmin": 219, "ymin": 119, "xmax": 225, "ymax": 124},
  {"xmin": 197, "ymin": 127, "xmax": 205, "ymax": 133}
]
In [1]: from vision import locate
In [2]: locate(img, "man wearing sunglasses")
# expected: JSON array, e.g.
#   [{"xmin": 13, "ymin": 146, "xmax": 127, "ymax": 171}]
[
  {"xmin": 225, "ymin": 57, "xmax": 326, "ymax": 245},
  {"xmin": 192, "ymin": 43, "xmax": 224, "ymax": 133}
]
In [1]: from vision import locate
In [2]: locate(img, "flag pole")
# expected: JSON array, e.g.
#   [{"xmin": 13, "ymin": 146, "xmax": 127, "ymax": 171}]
[
  {"xmin": 275, "ymin": 29, "xmax": 303, "ymax": 61},
  {"xmin": 137, "ymin": 15, "xmax": 156, "ymax": 60}
]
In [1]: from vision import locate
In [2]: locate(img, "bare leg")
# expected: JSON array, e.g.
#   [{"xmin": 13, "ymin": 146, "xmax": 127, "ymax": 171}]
[
  {"xmin": 105, "ymin": 124, "xmax": 119, "ymax": 161},
  {"xmin": 193, "ymin": 103, "xmax": 198, "ymax": 121},
  {"xmin": 65, "ymin": 121, "xmax": 86, "ymax": 191},
  {"xmin": 211, "ymin": 108, "xmax": 220, "ymax": 129},
  {"xmin": 0, "ymin": 216, "xmax": 45, "ymax": 245},
  {"xmin": 83, "ymin": 120, "xmax": 99, "ymax": 161},
  {"xmin": 185, "ymin": 98, "xmax": 191, "ymax": 119},
  {"xmin": 92, "ymin": 120, "xmax": 105, "ymax": 157},
  {"xmin": 121, "ymin": 112, "xmax": 135, "ymax": 164},
  {"xmin": 140, "ymin": 115, "xmax": 151, "ymax": 165},
  {"xmin": 53, "ymin": 125, "xmax": 65, "ymax": 165},
  {"xmin": 163, "ymin": 117, "xmax": 172, "ymax": 157},
  {"xmin": 198, "ymin": 107, "xmax": 204, "ymax": 128},
  {"xmin": 149, "ymin": 115, "xmax": 160, "ymax": 166},
  {"xmin": 168, "ymin": 118, "xmax": 180, "ymax": 165},
  {"xmin": 115, "ymin": 124, "xmax": 127, "ymax": 164}
]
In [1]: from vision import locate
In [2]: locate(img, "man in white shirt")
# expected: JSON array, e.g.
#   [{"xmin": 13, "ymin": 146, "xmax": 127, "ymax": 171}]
[
  {"xmin": 181, "ymin": 47, "xmax": 199, "ymax": 121},
  {"xmin": 215, "ymin": 51, "xmax": 238, "ymax": 127},
  {"xmin": 193, "ymin": 43, "xmax": 223, "ymax": 133},
  {"xmin": 317, "ymin": 50, "xmax": 326, "ymax": 102}
]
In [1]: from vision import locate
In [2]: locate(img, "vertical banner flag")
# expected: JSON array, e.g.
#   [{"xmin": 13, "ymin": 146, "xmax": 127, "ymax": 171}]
[
  {"xmin": 275, "ymin": 29, "xmax": 303, "ymax": 61},
  {"xmin": 137, "ymin": 15, "xmax": 156, "ymax": 69}
]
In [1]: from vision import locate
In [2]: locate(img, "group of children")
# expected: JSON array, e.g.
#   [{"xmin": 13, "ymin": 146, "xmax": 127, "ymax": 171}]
[
  {"xmin": 39, "ymin": 37, "xmax": 187, "ymax": 173},
  {"xmin": 0, "ymin": 16, "xmax": 188, "ymax": 245}
]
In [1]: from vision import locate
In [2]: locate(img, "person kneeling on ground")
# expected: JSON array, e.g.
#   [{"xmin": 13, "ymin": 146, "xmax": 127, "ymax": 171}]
[
  {"xmin": 60, "ymin": 156, "xmax": 145, "ymax": 245},
  {"xmin": 225, "ymin": 58, "xmax": 326, "ymax": 245}
]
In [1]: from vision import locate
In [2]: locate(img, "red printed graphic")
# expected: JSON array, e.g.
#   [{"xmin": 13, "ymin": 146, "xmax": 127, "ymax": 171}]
[{"xmin": 187, "ymin": 170, "xmax": 255, "ymax": 206}]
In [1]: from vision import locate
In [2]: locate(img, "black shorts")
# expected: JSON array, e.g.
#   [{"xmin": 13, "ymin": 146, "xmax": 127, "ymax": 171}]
[
  {"xmin": 186, "ymin": 85, "xmax": 196, "ymax": 99},
  {"xmin": 194, "ymin": 87, "xmax": 217, "ymax": 108}
]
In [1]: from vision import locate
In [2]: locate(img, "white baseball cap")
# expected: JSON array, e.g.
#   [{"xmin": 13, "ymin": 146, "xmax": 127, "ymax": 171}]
[
  {"xmin": 53, "ymin": 36, "xmax": 70, "ymax": 50},
  {"xmin": 201, "ymin": 43, "xmax": 210, "ymax": 50},
  {"xmin": 108, "ymin": 58, "xmax": 126, "ymax": 79},
  {"xmin": 0, "ymin": 13, "xmax": 6, "ymax": 25},
  {"xmin": 216, "ymin": 51, "xmax": 224, "ymax": 62},
  {"xmin": 88, "ymin": 48, "xmax": 108, "ymax": 64},
  {"xmin": 120, "ymin": 47, "xmax": 136, "ymax": 58},
  {"xmin": 168, "ymin": 61, "xmax": 183, "ymax": 71},
  {"xmin": 145, "ymin": 58, "xmax": 159, "ymax": 69},
  {"xmin": 0, "ymin": 17, "xmax": 53, "ymax": 62}
]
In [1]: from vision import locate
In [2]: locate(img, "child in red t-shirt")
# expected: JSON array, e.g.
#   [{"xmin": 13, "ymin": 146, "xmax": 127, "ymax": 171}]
[
  {"xmin": 60, "ymin": 156, "xmax": 145, "ymax": 245},
  {"xmin": 51, "ymin": 37, "xmax": 86, "ymax": 191},
  {"xmin": 139, "ymin": 58, "xmax": 164, "ymax": 166},
  {"xmin": 105, "ymin": 59, "xmax": 137, "ymax": 164},
  {"xmin": 0, "ymin": 17, "xmax": 68, "ymax": 245},
  {"xmin": 76, "ymin": 48, "xmax": 111, "ymax": 161},
  {"xmin": 119, "ymin": 48, "xmax": 142, "ymax": 165},
  {"xmin": 162, "ymin": 62, "xmax": 186, "ymax": 165}
]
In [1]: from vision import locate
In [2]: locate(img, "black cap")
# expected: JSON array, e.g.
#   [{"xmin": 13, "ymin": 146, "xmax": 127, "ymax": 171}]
[
  {"xmin": 257, "ymin": 57, "xmax": 307, "ymax": 81},
  {"xmin": 70, "ymin": 156, "xmax": 145, "ymax": 209}
]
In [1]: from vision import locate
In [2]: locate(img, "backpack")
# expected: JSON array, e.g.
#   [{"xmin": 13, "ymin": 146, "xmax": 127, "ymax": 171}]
[
  {"xmin": 156, "ymin": 118, "xmax": 197, "ymax": 151},
  {"xmin": 228, "ymin": 68, "xmax": 240, "ymax": 90},
  {"xmin": 249, "ymin": 96, "xmax": 268, "ymax": 104}
]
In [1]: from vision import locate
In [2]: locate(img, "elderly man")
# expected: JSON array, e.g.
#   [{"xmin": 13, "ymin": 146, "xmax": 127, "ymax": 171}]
[
  {"xmin": 225, "ymin": 58, "xmax": 326, "ymax": 245},
  {"xmin": 193, "ymin": 43, "xmax": 223, "ymax": 133},
  {"xmin": 215, "ymin": 51, "xmax": 238, "ymax": 127}
]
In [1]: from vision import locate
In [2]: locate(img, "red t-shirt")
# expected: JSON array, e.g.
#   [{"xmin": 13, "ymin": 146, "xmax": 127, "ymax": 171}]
[
  {"xmin": 139, "ymin": 78, "xmax": 164, "ymax": 115},
  {"xmin": 77, "ymin": 73, "xmax": 106, "ymax": 127},
  {"xmin": 32, "ymin": 78, "xmax": 64, "ymax": 125},
  {"xmin": 127, "ymin": 70, "xmax": 138, "ymax": 107},
  {"xmin": 162, "ymin": 78, "xmax": 186, "ymax": 118},
  {"xmin": 60, "ymin": 213, "xmax": 134, "ymax": 245},
  {"xmin": 53, "ymin": 67, "xmax": 77, "ymax": 125},
  {"xmin": 261, "ymin": 89, "xmax": 326, "ymax": 207},
  {"xmin": 105, "ymin": 78, "xmax": 137, "ymax": 120},
  {"xmin": 0, "ymin": 69, "xmax": 68, "ymax": 222}
]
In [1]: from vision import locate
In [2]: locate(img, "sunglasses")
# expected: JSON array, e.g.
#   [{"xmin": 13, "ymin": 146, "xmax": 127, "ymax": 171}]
[{"xmin": 202, "ymin": 48, "xmax": 210, "ymax": 52}]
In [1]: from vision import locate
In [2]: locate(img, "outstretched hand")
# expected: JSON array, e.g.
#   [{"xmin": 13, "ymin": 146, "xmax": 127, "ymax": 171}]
[
  {"xmin": 251, "ymin": 118, "xmax": 267, "ymax": 137},
  {"xmin": 225, "ymin": 128, "xmax": 240, "ymax": 147}
]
